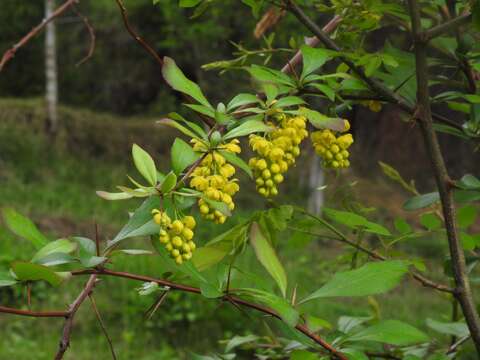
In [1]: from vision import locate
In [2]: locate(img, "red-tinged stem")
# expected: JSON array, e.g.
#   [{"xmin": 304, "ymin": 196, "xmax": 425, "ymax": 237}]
[{"xmin": 72, "ymin": 268, "xmax": 347, "ymax": 359}]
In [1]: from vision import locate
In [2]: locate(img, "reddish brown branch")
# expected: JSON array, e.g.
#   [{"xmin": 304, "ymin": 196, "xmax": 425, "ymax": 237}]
[
  {"xmin": 54, "ymin": 274, "xmax": 98, "ymax": 360},
  {"xmin": 0, "ymin": 306, "xmax": 67, "ymax": 318},
  {"xmin": 0, "ymin": 0, "xmax": 78, "ymax": 72},
  {"xmin": 72, "ymin": 268, "xmax": 347, "ymax": 359},
  {"xmin": 113, "ymin": 0, "xmax": 163, "ymax": 67}
]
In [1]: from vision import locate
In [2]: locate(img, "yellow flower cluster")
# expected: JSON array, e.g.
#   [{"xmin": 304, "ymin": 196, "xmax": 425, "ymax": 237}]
[
  {"xmin": 311, "ymin": 129, "xmax": 354, "ymax": 169},
  {"xmin": 152, "ymin": 210, "xmax": 196, "ymax": 265},
  {"xmin": 248, "ymin": 114, "xmax": 308, "ymax": 197},
  {"xmin": 189, "ymin": 139, "xmax": 240, "ymax": 224}
]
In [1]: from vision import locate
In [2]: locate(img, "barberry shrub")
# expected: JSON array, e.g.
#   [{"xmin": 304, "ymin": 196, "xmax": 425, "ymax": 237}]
[{"xmin": 1, "ymin": 1, "xmax": 480, "ymax": 359}]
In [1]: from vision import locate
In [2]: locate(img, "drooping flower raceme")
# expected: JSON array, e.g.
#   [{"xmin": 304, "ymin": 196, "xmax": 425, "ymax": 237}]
[
  {"xmin": 152, "ymin": 210, "xmax": 196, "ymax": 264},
  {"xmin": 189, "ymin": 139, "xmax": 241, "ymax": 224},
  {"xmin": 249, "ymin": 113, "xmax": 308, "ymax": 197}
]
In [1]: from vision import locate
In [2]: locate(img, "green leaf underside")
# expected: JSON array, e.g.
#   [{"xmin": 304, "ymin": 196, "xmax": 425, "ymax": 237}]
[
  {"xmin": 32, "ymin": 239, "xmax": 77, "ymax": 263},
  {"xmin": 250, "ymin": 222, "xmax": 287, "ymax": 297},
  {"xmin": 403, "ymin": 192, "xmax": 440, "ymax": 211},
  {"xmin": 110, "ymin": 197, "xmax": 160, "ymax": 247}
]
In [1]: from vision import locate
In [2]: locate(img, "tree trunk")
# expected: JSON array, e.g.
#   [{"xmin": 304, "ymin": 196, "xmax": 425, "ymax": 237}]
[
  {"xmin": 307, "ymin": 153, "xmax": 324, "ymax": 214},
  {"xmin": 45, "ymin": 0, "xmax": 58, "ymax": 134}
]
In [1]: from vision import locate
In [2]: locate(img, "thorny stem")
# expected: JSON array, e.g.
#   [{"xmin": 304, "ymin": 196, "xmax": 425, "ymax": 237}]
[
  {"xmin": 54, "ymin": 274, "xmax": 98, "ymax": 360},
  {"xmin": 407, "ymin": 0, "xmax": 480, "ymax": 354},
  {"xmin": 72, "ymin": 268, "xmax": 348, "ymax": 360}
]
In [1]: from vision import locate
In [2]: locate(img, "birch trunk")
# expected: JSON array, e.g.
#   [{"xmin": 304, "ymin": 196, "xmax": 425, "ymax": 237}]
[{"xmin": 45, "ymin": 0, "xmax": 58, "ymax": 134}]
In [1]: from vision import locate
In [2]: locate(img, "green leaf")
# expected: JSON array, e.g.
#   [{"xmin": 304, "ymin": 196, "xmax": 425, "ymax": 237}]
[
  {"xmin": 299, "ymin": 107, "xmax": 349, "ymax": 132},
  {"xmin": 219, "ymin": 151, "xmax": 253, "ymax": 178},
  {"xmin": 162, "ymin": 57, "xmax": 211, "ymax": 108},
  {"xmin": 247, "ymin": 65, "xmax": 295, "ymax": 88},
  {"xmin": 426, "ymin": 318, "xmax": 469, "ymax": 338},
  {"xmin": 347, "ymin": 320, "xmax": 429, "ymax": 346},
  {"xmin": 290, "ymin": 350, "xmax": 320, "ymax": 360},
  {"xmin": 419, "ymin": 213, "xmax": 442, "ymax": 231},
  {"xmin": 249, "ymin": 222, "xmax": 287, "ymax": 297},
  {"xmin": 132, "ymin": 144, "xmax": 157, "ymax": 186},
  {"xmin": 458, "ymin": 174, "xmax": 480, "ymax": 190},
  {"xmin": 342, "ymin": 349, "xmax": 368, "ymax": 360},
  {"xmin": 273, "ymin": 96, "xmax": 305, "ymax": 109},
  {"xmin": 403, "ymin": 192, "xmax": 440, "ymax": 211},
  {"xmin": 158, "ymin": 118, "xmax": 202, "ymax": 139},
  {"xmin": 301, "ymin": 260, "xmax": 409, "ymax": 302},
  {"xmin": 35, "ymin": 253, "xmax": 76, "ymax": 267},
  {"xmin": 171, "ymin": 138, "xmax": 200, "ymax": 175},
  {"xmin": 161, "ymin": 171, "xmax": 177, "ymax": 193},
  {"xmin": 338, "ymin": 316, "xmax": 373, "ymax": 334},
  {"xmin": 167, "ymin": 112, "xmax": 207, "ymax": 139},
  {"xmin": 109, "ymin": 197, "xmax": 160, "ymax": 248},
  {"xmin": 0, "ymin": 272, "xmax": 18, "ymax": 287},
  {"xmin": 192, "ymin": 245, "xmax": 229, "ymax": 271},
  {"xmin": 323, "ymin": 208, "xmax": 391, "ymax": 236},
  {"xmin": 227, "ymin": 93, "xmax": 260, "ymax": 111},
  {"xmin": 179, "ymin": 0, "xmax": 202, "ymax": 7},
  {"xmin": 300, "ymin": 45, "xmax": 332, "ymax": 79},
  {"xmin": 32, "ymin": 239, "xmax": 77, "ymax": 263},
  {"xmin": 200, "ymin": 282, "xmax": 223, "ymax": 298},
  {"xmin": 96, "ymin": 191, "xmax": 133, "ymax": 201},
  {"xmin": 234, "ymin": 288, "xmax": 299, "ymax": 327},
  {"xmin": 11, "ymin": 261, "xmax": 65, "ymax": 286},
  {"xmin": 73, "ymin": 236, "xmax": 105, "ymax": 267},
  {"xmin": 203, "ymin": 197, "xmax": 231, "ymax": 217},
  {"xmin": 115, "ymin": 249, "xmax": 153, "ymax": 256},
  {"xmin": 72, "ymin": 237, "xmax": 96, "ymax": 255},
  {"xmin": 394, "ymin": 218, "xmax": 412, "ymax": 234},
  {"xmin": 308, "ymin": 83, "xmax": 335, "ymax": 101},
  {"xmin": 224, "ymin": 335, "xmax": 259, "ymax": 353},
  {"xmin": 184, "ymin": 103, "xmax": 216, "ymax": 118},
  {"xmin": 457, "ymin": 205, "xmax": 477, "ymax": 228},
  {"xmin": 2, "ymin": 208, "xmax": 48, "ymax": 249},
  {"xmin": 223, "ymin": 120, "xmax": 272, "ymax": 140}
]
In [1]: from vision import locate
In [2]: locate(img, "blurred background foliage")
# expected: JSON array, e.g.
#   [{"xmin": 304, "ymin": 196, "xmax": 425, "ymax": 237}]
[{"xmin": 0, "ymin": 0, "xmax": 479, "ymax": 359}]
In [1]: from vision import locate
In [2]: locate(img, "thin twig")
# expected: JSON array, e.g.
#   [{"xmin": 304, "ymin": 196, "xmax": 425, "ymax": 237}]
[
  {"xmin": 446, "ymin": 334, "xmax": 471, "ymax": 355},
  {"xmin": 113, "ymin": 0, "xmax": 163, "ymax": 66},
  {"xmin": 144, "ymin": 290, "xmax": 169, "ymax": 320},
  {"xmin": 0, "ymin": 0, "xmax": 79, "ymax": 72},
  {"xmin": 89, "ymin": 294, "xmax": 117, "ymax": 360},
  {"xmin": 95, "ymin": 222, "xmax": 101, "ymax": 256},
  {"xmin": 73, "ymin": 4, "xmax": 96, "ymax": 66}
]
